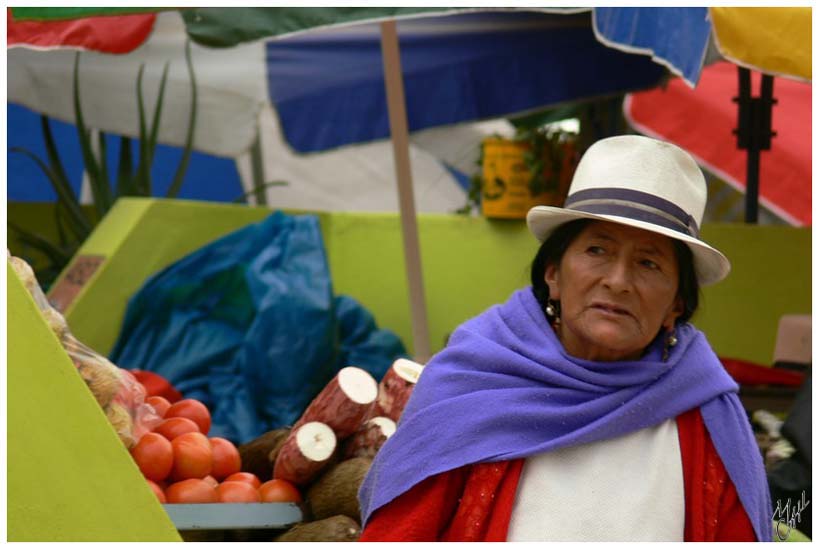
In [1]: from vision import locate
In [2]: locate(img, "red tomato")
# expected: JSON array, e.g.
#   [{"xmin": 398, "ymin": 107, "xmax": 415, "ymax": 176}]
[
  {"xmin": 146, "ymin": 395, "xmax": 172, "ymax": 418},
  {"xmin": 155, "ymin": 417, "xmax": 200, "ymax": 440},
  {"xmin": 224, "ymin": 472, "xmax": 261, "ymax": 489},
  {"xmin": 259, "ymin": 479, "xmax": 302, "ymax": 503},
  {"xmin": 202, "ymin": 475, "xmax": 219, "ymax": 488},
  {"xmin": 217, "ymin": 481, "xmax": 262, "ymax": 503},
  {"xmin": 131, "ymin": 432, "xmax": 173, "ymax": 482},
  {"xmin": 165, "ymin": 399, "xmax": 211, "ymax": 435},
  {"xmin": 209, "ymin": 437, "xmax": 242, "ymax": 480},
  {"xmin": 171, "ymin": 432, "xmax": 213, "ymax": 481},
  {"xmin": 146, "ymin": 479, "xmax": 167, "ymax": 503},
  {"xmin": 166, "ymin": 478, "xmax": 218, "ymax": 503}
]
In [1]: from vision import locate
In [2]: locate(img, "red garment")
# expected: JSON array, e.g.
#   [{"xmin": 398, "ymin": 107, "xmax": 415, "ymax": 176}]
[{"xmin": 360, "ymin": 408, "xmax": 757, "ymax": 542}]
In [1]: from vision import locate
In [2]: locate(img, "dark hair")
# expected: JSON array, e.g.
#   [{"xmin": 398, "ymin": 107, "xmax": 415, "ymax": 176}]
[{"xmin": 530, "ymin": 219, "xmax": 700, "ymax": 325}]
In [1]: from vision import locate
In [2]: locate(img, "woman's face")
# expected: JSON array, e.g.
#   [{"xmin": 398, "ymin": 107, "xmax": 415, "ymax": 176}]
[{"xmin": 545, "ymin": 220, "xmax": 684, "ymax": 362}]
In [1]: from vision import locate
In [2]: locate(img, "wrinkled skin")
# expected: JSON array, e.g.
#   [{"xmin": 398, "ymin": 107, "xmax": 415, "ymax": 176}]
[{"xmin": 545, "ymin": 220, "xmax": 684, "ymax": 362}]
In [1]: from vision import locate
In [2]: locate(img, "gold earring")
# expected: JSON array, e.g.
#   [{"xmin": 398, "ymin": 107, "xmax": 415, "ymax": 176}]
[
  {"xmin": 662, "ymin": 328, "xmax": 678, "ymax": 361},
  {"xmin": 545, "ymin": 300, "xmax": 560, "ymax": 327}
]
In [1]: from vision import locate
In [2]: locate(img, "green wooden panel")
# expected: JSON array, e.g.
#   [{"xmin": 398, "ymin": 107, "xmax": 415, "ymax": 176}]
[
  {"xmin": 696, "ymin": 223, "xmax": 811, "ymax": 364},
  {"xmin": 62, "ymin": 198, "xmax": 810, "ymax": 366},
  {"xmin": 7, "ymin": 263, "xmax": 181, "ymax": 542},
  {"xmin": 325, "ymin": 213, "xmax": 535, "ymax": 352}
]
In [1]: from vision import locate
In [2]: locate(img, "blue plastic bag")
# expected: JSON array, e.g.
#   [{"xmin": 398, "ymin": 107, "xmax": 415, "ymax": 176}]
[{"xmin": 109, "ymin": 211, "xmax": 407, "ymax": 443}]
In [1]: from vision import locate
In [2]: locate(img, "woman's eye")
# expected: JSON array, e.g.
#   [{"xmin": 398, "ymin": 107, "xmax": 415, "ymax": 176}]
[
  {"xmin": 640, "ymin": 259, "xmax": 660, "ymax": 270},
  {"xmin": 587, "ymin": 245, "xmax": 605, "ymax": 255}
]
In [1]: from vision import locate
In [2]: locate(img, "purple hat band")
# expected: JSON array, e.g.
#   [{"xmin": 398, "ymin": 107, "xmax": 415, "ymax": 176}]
[{"xmin": 564, "ymin": 188, "xmax": 701, "ymax": 239}]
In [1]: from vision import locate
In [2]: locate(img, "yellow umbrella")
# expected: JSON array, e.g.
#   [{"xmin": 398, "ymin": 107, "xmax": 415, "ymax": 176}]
[{"xmin": 709, "ymin": 7, "xmax": 811, "ymax": 82}]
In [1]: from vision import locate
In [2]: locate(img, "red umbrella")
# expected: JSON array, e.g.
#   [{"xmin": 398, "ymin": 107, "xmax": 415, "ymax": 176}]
[
  {"xmin": 624, "ymin": 61, "xmax": 811, "ymax": 226},
  {"xmin": 7, "ymin": 8, "xmax": 157, "ymax": 54}
]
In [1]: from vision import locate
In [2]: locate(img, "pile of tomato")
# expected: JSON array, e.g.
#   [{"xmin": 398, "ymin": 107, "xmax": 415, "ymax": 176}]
[{"xmin": 131, "ymin": 396, "xmax": 301, "ymax": 504}]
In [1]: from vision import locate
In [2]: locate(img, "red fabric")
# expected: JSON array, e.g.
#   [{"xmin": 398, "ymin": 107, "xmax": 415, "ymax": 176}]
[
  {"xmin": 7, "ymin": 8, "xmax": 156, "ymax": 54},
  {"xmin": 720, "ymin": 357, "xmax": 805, "ymax": 387},
  {"xmin": 441, "ymin": 461, "xmax": 523, "ymax": 541},
  {"xmin": 677, "ymin": 408, "xmax": 757, "ymax": 541},
  {"xmin": 360, "ymin": 408, "xmax": 757, "ymax": 542},
  {"xmin": 130, "ymin": 369, "xmax": 183, "ymax": 403}
]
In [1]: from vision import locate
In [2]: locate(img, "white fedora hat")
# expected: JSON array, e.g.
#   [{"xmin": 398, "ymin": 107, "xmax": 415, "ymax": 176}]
[{"xmin": 527, "ymin": 135, "xmax": 730, "ymax": 285}]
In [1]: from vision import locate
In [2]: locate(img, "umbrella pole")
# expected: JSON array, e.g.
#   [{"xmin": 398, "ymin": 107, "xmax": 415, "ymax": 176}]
[
  {"xmin": 379, "ymin": 21, "xmax": 432, "ymax": 362},
  {"xmin": 733, "ymin": 67, "xmax": 776, "ymax": 224},
  {"xmin": 745, "ymin": 149, "xmax": 760, "ymax": 223}
]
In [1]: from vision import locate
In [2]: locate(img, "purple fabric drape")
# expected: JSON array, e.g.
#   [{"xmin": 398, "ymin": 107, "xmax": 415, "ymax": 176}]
[{"xmin": 359, "ymin": 287, "xmax": 771, "ymax": 541}]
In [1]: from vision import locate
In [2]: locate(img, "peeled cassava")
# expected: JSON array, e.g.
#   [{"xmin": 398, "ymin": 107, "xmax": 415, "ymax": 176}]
[{"xmin": 291, "ymin": 367, "xmax": 378, "ymax": 440}]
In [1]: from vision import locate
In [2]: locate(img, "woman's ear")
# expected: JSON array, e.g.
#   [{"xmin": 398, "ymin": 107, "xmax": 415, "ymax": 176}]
[
  {"xmin": 544, "ymin": 263, "xmax": 561, "ymax": 301},
  {"xmin": 663, "ymin": 296, "xmax": 685, "ymax": 330}
]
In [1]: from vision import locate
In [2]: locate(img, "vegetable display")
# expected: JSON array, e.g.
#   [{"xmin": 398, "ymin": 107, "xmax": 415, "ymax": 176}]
[
  {"xmin": 10, "ymin": 253, "xmax": 428, "ymax": 541},
  {"xmin": 129, "ymin": 395, "xmax": 303, "ymax": 505},
  {"xmin": 264, "ymin": 358, "xmax": 426, "ymax": 541},
  {"xmin": 8, "ymin": 253, "xmax": 303, "ymax": 513}
]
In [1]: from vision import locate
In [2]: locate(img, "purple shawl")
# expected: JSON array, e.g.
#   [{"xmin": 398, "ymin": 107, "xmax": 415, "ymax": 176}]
[{"xmin": 359, "ymin": 288, "xmax": 772, "ymax": 541}]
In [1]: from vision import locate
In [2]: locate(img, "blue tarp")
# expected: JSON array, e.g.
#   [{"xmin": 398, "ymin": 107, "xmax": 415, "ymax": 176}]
[{"xmin": 109, "ymin": 211, "xmax": 407, "ymax": 443}]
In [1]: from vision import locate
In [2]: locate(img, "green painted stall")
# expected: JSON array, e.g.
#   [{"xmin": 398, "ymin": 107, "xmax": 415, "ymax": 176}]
[
  {"xmin": 7, "ymin": 263, "xmax": 182, "ymax": 542},
  {"xmin": 59, "ymin": 197, "xmax": 809, "ymax": 366}
]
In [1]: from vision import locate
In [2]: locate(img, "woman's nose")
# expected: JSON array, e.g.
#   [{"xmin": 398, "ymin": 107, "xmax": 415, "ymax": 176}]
[{"xmin": 602, "ymin": 257, "xmax": 633, "ymax": 292}]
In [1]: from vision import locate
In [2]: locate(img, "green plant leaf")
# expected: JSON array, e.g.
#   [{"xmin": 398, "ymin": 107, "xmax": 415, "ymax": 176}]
[
  {"xmin": 73, "ymin": 52, "xmax": 109, "ymax": 215},
  {"xmin": 147, "ymin": 62, "xmax": 171, "ymax": 171},
  {"xmin": 54, "ymin": 202, "xmax": 70, "ymax": 247},
  {"xmin": 116, "ymin": 135, "xmax": 137, "ymax": 197},
  {"xmin": 135, "ymin": 63, "xmax": 151, "ymax": 196},
  {"xmin": 38, "ymin": 116, "xmax": 90, "ymax": 241},
  {"xmin": 231, "ymin": 180, "xmax": 288, "ymax": 203},
  {"xmin": 8, "ymin": 221, "xmax": 74, "ymax": 267},
  {"xmin": 53, "ymin": 199, "xmax": 88, "ymax": 250},
  {"xmin": 40, "ymin": 115, "xmax": 72, "ymax": 192},
  {"xmin": 98, "ymin": 130, "xmax": 110, "ymax": 193},
  {"xmin": 166, "ymin": 40, "xmax": 197, "ymax": 199},
  {"xmin": 9, "ymin": 147, "xmax": 92, "ymax": 237}
]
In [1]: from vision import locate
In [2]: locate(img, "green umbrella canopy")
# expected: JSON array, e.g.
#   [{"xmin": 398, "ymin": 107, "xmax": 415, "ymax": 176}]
[{"xmin": 11, "ymin": 7, "xmax": 518, "ymax": 46}]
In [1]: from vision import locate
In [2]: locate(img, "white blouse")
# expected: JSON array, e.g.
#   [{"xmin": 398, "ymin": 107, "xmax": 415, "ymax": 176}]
[{"xmin": 506, "ymin": 418, "xmax": 685, "ymax": 542}]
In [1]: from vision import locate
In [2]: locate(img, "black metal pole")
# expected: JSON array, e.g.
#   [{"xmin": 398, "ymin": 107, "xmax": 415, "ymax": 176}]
[
  {"xmin": 734, "ymin": 67, "xmax": 776, "ymax": 224},
  {"xmin": 745, "ymin": 148, "xmax": 760, "ymax": 223}
]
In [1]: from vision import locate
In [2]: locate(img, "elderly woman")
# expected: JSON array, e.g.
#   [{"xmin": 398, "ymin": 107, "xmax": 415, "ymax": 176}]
[{"xmin": 358, "ymin": 135, "xmax": 771, "ymax": 542}]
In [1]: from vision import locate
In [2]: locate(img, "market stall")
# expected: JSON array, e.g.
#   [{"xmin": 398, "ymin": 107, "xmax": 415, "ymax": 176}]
[
  {"xmin": 8, "ymin": 199, "xmax": 811, "ymax": 540},
  {"xmin": 7, "ymin": 7, "xmax": 811, "ymax": 542}
]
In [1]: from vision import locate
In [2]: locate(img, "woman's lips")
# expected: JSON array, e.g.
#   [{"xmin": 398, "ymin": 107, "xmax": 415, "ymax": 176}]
[{"xmin": 590, "ymin": 302, "xmax": 633, "ymax": 318}]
